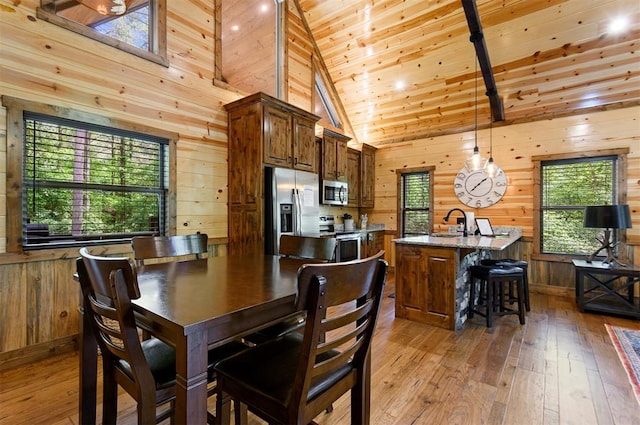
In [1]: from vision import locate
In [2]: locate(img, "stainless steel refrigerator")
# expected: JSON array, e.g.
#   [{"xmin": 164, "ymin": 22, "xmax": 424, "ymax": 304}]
[{"xmin": 264, "ymin": 167, "xmax": 320, "ymax": 255}]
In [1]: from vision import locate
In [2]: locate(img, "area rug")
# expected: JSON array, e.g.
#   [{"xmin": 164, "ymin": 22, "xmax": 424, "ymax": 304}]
[{"xmin": 605, "ymin": 324, "xmax": 640, "ymax": 403}]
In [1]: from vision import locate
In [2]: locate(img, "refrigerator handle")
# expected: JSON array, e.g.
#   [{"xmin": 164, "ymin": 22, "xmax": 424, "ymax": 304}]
[{"xmin": 292, "ymin": 188, "xmax": 300, "ymax": 234}]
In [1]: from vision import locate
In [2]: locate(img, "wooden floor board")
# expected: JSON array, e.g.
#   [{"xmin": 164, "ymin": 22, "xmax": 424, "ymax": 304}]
[{"xmin": 1, "ymin": 281, "xmax": 640, "ymax": 425}]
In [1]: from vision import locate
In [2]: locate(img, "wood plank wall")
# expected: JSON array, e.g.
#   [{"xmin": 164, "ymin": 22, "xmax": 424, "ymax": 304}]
[
  {"xmin": 0, "ymin": 0, "xmax": 638, "ymax": 367},
  {"xmin": 369, "ymin": 106, "xmax": 640, "ymax": 288},
  {"xmin": 0, "ymin": 0, "xmax": 248, "ymax": 366}
]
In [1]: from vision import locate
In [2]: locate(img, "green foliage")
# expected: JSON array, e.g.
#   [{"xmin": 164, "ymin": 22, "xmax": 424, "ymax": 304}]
[
  {"xmin": 402, "ymin": 172, "xmax": 430, "ymax": 236},
  {"xmin": 541, "ymin": 158, "xmax": 615, "ymax": 255},
  {"xmin": 24, "ymin": 118, "xmax": 165, "ymax": 242}
]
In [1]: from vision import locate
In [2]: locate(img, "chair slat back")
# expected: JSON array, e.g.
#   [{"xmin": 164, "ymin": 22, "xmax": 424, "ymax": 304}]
[
  {"xmin": 132, "ymin": 233, "xmax": 208, "ymax": 265},
  {"xmin": 279, "ymin": 235, "xmax": 337, "ymax": 262},
  {"xmin": 293, "ymin": 251, "xmax": 388, "ymax": 420},
  {"xmin": 77, "ymin": 248, "xmax": 153, "ymax": 387}
]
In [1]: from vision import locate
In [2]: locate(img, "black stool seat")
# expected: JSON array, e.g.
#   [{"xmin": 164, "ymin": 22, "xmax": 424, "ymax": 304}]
[
  {"xmin": 469, "ymin": 264, "xmax": 526, "ymax": 327},
  {"xmin": 481, "ymin": 258, "xmax": 530, "ymax": 311}
]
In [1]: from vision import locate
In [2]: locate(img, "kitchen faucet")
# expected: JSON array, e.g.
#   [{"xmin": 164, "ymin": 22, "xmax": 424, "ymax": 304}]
[{"xmin": 444, "ymin": 208, "xmax": 468, "ymax": 237}]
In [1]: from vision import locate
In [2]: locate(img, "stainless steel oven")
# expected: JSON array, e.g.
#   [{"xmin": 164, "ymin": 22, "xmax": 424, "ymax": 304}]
[{"xmin": 335, "ymin": 233, "xmax": 361, "ymax": 262}]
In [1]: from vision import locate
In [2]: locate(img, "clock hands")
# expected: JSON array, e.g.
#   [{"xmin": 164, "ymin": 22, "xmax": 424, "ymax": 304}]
[{"xmin": 470, "ymin": 176, "xmax": 488, "ymax": 192}]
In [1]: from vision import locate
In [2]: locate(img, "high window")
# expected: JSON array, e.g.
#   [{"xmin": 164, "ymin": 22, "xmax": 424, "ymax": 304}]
[
  {"xmin": 533, "ymin": 149, "xmax": 628, "ymax": 260},
  {"xmin": 3, "ymin": 97, "xmax": 176, "ymax": 252},
  {"xmin": 37, "ymin": 0, "xmax": 167, "ymax": 66},
  {"xmin": 398, "ymin": 168, "xmax": 433, "ymax": 237}
]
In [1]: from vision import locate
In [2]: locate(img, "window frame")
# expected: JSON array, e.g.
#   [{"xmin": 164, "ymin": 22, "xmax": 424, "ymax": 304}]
[
  {"xmin": 532, "ymin": 148, "xmax": 629, "ymax": 263},
  {"xmin": 37, "ymin": 0, "xmax": 168, "ymax": 67},
  {"xmin": 2, "ymin": 96, "xmax": 177, "ymax": 253},
  {"xmin": 397, "ymin": 166, "xmax": 434, "ymax": 238}
]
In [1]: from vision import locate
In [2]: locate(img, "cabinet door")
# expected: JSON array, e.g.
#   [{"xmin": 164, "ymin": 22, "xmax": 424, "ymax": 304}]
[
  {"xmin": 335, "ymin": 138, "xmax": 348, "ymax": 180},
  {"xmin": 347, "ymin": 148, "xmax": 360, "ymax": 206},
  {"xmin": 322, "ymin": 136, "xmax": 338, "ymax": 180},
  {"xmin": 395, "ymin": 245, "xmax": 455, "ymax": 329},
  {"xmin": 292, "ymin": 116, "xmax": 317, "ymax": 172},
  {"xmin": 360, "ymin": 144, "xmax": 376, "ymax": 207},
  {"xmin": 264, "ymin": 106, "xmax": 292, "ymax": 167},
  {"xmin": 228, "ymin": 107, "xmax": 260, "ymax": 205}
]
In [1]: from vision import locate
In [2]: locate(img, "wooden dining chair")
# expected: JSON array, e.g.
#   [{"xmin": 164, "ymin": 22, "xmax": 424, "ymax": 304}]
[
  {"xmin": 78, "ymin": 247, "xmax": 246, "ymax": 424},
  {"xmin": 214, "ymin": 251, "xmax": 388, "ymax": 425},
  {"xmin": 279, "ymin": 234, "xmax": 337, "ymax": 262},
  {"xmin": 131, "ymin": 232, "xmax": 208, "ymax": 266},
  {"xmin": 242, "ymin": 235, "xmax": 338, "ymax": 346}
]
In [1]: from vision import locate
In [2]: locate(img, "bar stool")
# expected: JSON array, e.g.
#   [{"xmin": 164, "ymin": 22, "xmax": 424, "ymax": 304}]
[
  {"xmin": 469, "ymin": 264, "xmax": 526, "ymax": 327},
  {"xmin": 481, "ymin": 258, "xmax": 530, "ymax": 311}
]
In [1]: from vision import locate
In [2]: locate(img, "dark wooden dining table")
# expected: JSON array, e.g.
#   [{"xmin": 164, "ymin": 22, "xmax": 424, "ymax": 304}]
[{"xmin": 79, "ymin": 254, "xmax": 305, "ymax": 425}]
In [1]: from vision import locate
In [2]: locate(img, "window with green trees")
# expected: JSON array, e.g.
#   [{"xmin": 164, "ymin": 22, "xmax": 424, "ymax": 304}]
[
  {"xmin": 37, "ymin": 0, "xmax": 167, "ymax": 65},
  {"xmin": 23, "ymin": 112, "xmax": 168, "ymax": 249},
  {"xmin": 399, "ymin": 168, "xmax": 433, "ymax": 237},
  {"xmin": 539, "ymin": 155, "xmax": 619, "ymax": 256}
]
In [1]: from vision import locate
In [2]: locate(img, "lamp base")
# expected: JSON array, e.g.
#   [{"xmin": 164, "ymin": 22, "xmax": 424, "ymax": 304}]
[{"xmin": 586, "ymin": 229, "xmax": 626, "ymax": 267}]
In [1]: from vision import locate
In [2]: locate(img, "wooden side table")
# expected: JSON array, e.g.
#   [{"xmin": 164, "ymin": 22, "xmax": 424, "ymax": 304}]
[{"xmin": 572, "ymin": 260, "xmax": 640, "ymax": 319}]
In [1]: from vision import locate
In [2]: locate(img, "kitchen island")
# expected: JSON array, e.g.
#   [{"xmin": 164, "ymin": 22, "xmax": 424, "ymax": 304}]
[{"xmin": 393, "ymin": 228, "xmax": 522, "ymax": 330}]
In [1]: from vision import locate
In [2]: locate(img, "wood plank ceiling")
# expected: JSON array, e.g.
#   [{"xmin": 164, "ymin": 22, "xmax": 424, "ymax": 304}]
[{"xmin": 297, "ymin": 0, "xmax": 640, "ymax": 147}]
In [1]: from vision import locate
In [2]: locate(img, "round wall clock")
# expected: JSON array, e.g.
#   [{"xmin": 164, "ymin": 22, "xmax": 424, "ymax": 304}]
[{"xmin": 453, "ymin": 166, "xmax": 507, "ymax": 208}]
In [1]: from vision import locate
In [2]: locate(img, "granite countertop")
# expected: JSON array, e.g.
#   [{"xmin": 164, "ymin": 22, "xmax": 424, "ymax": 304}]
[{"xmin": 393, "ymin": 227, "xmax": 522, "ymax": 251}]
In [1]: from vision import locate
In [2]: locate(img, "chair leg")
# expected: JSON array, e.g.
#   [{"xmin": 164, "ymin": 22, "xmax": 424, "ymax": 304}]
[
  {"xmin": 523, "ymin": 270, "xmax": 531, "ymax": 312},
  {"xmin": 468, "ymin": 276, "xmax": 476, "ymax": 319},
  {"xmin": 102, "ymin": 364, "xmax": 118, "ymax": 425},
  {"xmin": 517, "ymin": 278, "xmax": 526, "ymax": 325},
  {"xmin": 486, "ymin": 279, "xmax": 494, "ymax": 328},
  {"xmin": 234, "ymin": 400, "xmax": 247, "ymax": 424},
  {"xmin": 215, "ymin": 390, "xmax": 232, "ymax": 425}
]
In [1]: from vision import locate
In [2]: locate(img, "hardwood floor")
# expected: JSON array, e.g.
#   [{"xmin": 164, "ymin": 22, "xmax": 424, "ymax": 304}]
[{"xmin": 1, "ymin": 277, "xmax": 639, "ymax": 425}]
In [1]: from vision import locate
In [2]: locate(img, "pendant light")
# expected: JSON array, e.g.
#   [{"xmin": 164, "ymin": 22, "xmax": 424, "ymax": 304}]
[
  {"xmin": 465, "ymin": 59, "xmax": 486, "ymax": 171},
  {"xmin": 484, "ymin": 111, "xmax": 498, "ymax": 177},
  {"xmin": 77, "ymin": 0, "xmax": 130, "ymax": 16}
]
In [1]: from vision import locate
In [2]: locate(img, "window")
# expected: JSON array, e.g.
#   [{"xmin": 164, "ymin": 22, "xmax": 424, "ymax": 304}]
[
  {"xmin": 37, "ymin": 0, "xmax": 167, "ymax": 66},
  {"xmin": 533, "ymin": 149, "xmax": 628, "ymax": 260},
  {"xmin": 398, "ymin": 168, "xmax": 433, "ymax": 237},
  {"xmin": 3, "ymin": 97, "xmax": 177, "ymax": 252}
]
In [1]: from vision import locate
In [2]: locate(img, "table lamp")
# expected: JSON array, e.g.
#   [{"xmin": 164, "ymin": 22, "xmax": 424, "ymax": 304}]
[{"xmin": 583, "ymin": 205, "xmax": 632, "ymax": 266}]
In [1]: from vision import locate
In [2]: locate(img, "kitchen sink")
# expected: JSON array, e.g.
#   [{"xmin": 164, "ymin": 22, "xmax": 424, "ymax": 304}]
[{"xmin": 429, "ymin": 233, "xmax": 461, "ymax": 238}]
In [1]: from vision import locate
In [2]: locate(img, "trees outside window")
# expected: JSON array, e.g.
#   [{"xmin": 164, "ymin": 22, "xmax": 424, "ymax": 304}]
[
  {"xmin": 3, "ymin": 96, "xmax": 177, "ymax": 253},
  {"xmin": 398, "ymin": 168, "xmax": 433, "ymax": 237},
  {"xmin": 37, "ymin": 0, "xmax": 167, "ymax": 66},
  {"xmin": 23, "ymin": 113, "xmax": 169, "ymax": 249},
  {"xmin": 533, "ymin": 149, "xmax": 628, "ymax": 260}
]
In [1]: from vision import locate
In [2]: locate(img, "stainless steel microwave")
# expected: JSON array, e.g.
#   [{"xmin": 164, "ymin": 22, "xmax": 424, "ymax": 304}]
[{"xmin": 322, "ymin": 180, "xmax": 348, "ymax": 205}]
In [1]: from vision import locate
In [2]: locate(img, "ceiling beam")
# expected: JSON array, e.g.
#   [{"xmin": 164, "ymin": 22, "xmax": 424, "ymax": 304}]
[{"xmin": 461, "ymin": 0, "xmax": 505, "ymax": 122}]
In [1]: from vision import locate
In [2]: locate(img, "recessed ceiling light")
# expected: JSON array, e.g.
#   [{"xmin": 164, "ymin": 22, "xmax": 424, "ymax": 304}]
[
  {"xmin": 231, "ymin": 25, "xmax": 239, "ymax": 31},
  {"xmin": 608, "ymin": 16, "xmax": 629, "ymax": 34},
  {"xmin": 395, "ymin": 81, "xmax": 405, "ymax": 90}
]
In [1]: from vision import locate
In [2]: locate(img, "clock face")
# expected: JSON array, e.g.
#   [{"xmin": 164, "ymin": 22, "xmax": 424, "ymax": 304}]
[{"xmin": 454, "ymin": 166, "xmax": 507, "ymax": 208}]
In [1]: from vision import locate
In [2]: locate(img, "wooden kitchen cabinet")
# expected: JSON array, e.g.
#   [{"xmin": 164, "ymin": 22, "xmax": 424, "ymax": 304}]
[
  {"xmin": 347, "ymin": 147, "xmax": 360, "ymax": 206},
  {"xmin": 263, "ymin": 104, "xmax": 318, "ymax": 172},
  {"xmin": 360, "ymin": 143, "xmax": 376, "ymax": 208},
  {"xmin": 394, "ymin": 244, "xmax": 456, "ymax": 329},
  {"xmin": 362, "ymin": 230, "xmax": 384, "ymax": 258},
  {"xmin": 321, "ymin": 128, "xmax": 350, "ymax": 181},
  {"xmin": 225, "ymin": 93, "xmax": 320, "ymax": 254}
]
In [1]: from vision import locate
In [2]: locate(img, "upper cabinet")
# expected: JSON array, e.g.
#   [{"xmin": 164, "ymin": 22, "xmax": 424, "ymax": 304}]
[
  {"xmin": 360, "ymin": 143, "xmax": 376, "ymax": 208},
  {"xmin": 224, "ymin": 92, "xmax": 320, "ymax": 254},
  {"xmin": 347, "ymin": 147, "xmax": 360, "ymax": 207},
  {"xmin": 227, "ymin": 92, "xmax": 320, "ymax": 174},
  {"xmin": 263, "ymin": 102, "xmax": 319, "ymax": 172},
  {"xmin": 321, "ymin": 129, "xmax": 350, "ymax": 181}
]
